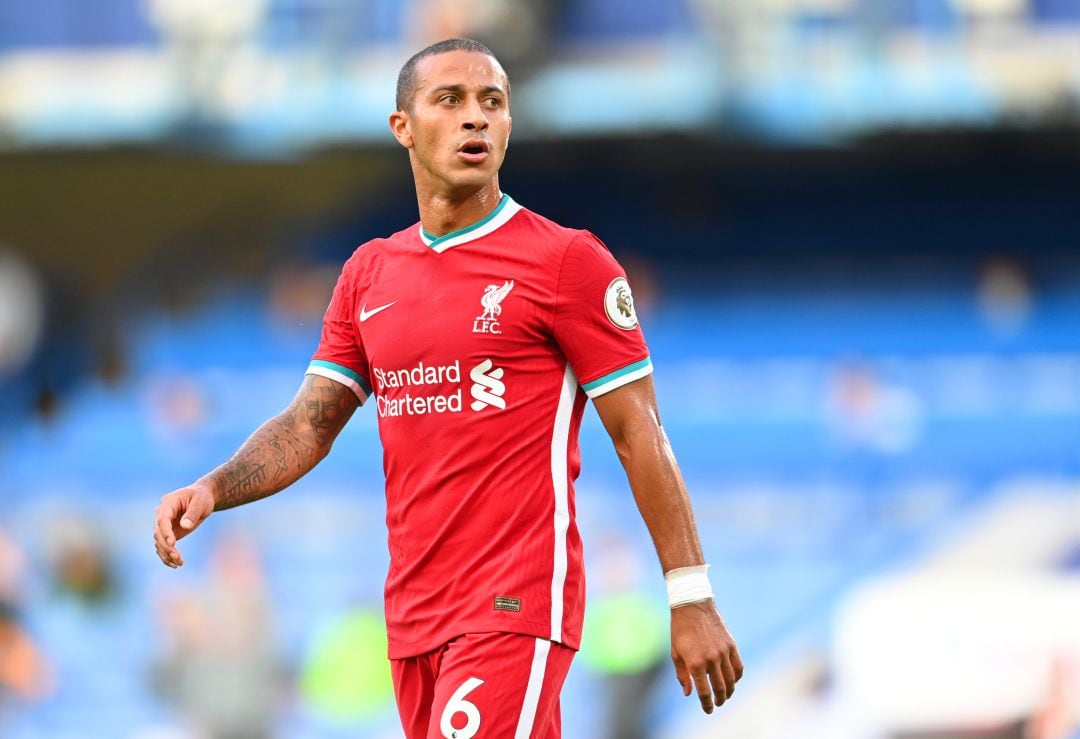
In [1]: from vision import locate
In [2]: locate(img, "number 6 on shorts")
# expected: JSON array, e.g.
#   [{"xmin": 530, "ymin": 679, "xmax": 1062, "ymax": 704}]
[{"xmin": 440, "ymin": 677, "xmax": 484, "ymax": 739}]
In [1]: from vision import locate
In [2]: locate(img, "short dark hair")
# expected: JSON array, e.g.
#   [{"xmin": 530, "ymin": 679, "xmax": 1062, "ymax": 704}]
[{"xmin": 395, "ymin": 38, "xmax": 507, "ymax": 111}]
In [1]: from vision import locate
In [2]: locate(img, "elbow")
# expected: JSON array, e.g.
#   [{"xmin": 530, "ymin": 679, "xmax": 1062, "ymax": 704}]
[
  {"xmin": 611, "ymin": 434, "xmax": 632, "ymax": 466},
  {"xmin": 609, "ymin": 412, "xmax": 665, "ymax": 466},
  {"xmin": 282, "ymin": 408, "xmax": 334, "ymax": 465}
]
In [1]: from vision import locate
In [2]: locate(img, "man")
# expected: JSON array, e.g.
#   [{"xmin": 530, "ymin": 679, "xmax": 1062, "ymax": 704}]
[{"xmin": 154, "ymin": 38, "xmax": 742, "ymax": 738}]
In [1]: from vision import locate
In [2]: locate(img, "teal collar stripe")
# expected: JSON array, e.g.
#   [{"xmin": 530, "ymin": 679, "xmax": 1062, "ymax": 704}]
[
  {"xmin": 309, "ymin": 360, "xmax": 372, "ymax": 395},
  {"xmin": 582, "ymin": 357, "xmax": 653, "ymax": 393},
  {"xmin": 420, "ymin": 194, "xmax": 511, "ymax": 251}
]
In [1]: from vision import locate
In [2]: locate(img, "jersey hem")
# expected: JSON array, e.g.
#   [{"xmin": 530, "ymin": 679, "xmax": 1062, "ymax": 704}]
[
  {"xmin": 387, "ymin": 617, "xmax": 581, "ymax": 660},
  {"xmin": 306, "ymin": 360, "xmax": 372, "ymax": 402},
  {"xmin": 581, "ymin": 356, "xmax": 653, "ymax": 399}
]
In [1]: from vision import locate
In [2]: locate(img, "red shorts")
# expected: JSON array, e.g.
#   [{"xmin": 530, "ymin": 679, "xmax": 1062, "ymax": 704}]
[{"xmin": 390, "ymin": 632, "xmax": 575, "ymax": 739}]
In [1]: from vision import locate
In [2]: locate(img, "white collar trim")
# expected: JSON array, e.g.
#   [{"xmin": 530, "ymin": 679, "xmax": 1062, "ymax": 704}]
[{"xmin": 418, "ymin": 195, "xmax": 522, "ymax": 253}]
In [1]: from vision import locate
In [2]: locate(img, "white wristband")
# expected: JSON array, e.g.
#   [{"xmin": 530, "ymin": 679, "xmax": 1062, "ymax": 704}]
[{"xmin": 665, "ymin": 564, "xmax": 714, "ymax": 608}]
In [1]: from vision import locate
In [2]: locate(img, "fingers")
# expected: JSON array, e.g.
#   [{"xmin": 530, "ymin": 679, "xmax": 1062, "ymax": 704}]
[
  {"xmin": 155, "ymin": 526, "xmax": 183, "ymax": 568},
  {"xmin": 179, "ymin": 493, "xmax": 212, "ymax": 532},
  {"xmin": 676, "ymin": 647, "xmax": 742, "ymax": 713},
  {"xmin": 708, "ymin": 661, "xmax": 729, "ymax": 709},
  {"xmin": 693, "ymin": 670, "xmax": 715, "ymax": 714},
  {"xmin": 719, "ymin": 652, "xmax": 737, "ymax": 701},
  {"xmin": 153, "ymin": 488, "xmax": 211, "ymax": 569},
  {"xmin": 155, "ymin": 541, "xmax": 182, "ymax": 568},
  {"xmin": 732, "ymin": 648, "xmax": 745, "ymax": 682},
  {"xmin": 671, "ymin": 605, "xmax": 744, "ymax": 714},
  {"xmin": 154, "ymin": 497, "xmax": 183, "ymax": 568},
  {"xmin": 690, "ymin": 656, "xmax": 737, "ymax": 714},
  {"xmin": 672, "ymin": 653, "xmax": 692, "ymax": 697}
]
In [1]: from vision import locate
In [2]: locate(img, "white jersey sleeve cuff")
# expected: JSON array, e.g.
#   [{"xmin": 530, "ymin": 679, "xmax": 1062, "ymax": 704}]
[
  {"xmin": 580, "ymin": 357, "xmax": 653, "ymax": 399},
  {"xmin": 306, "ymin": 360, "xmax": 371, "ymax": 403}
]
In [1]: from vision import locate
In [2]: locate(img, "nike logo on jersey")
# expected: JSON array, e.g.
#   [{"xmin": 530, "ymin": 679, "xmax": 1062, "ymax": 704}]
[{"xmin": 360, "ymin": 301, "xmax": 397, "ymax": 322}]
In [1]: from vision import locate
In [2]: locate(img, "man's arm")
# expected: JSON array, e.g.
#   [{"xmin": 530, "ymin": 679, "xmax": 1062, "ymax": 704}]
[
  {"xmin": 592, "ymin": 374, "xmax": 743, "ymax": 714},
  {"xmin": 153, "ymin": 374, "xmax": 360, "ymax": 568}
]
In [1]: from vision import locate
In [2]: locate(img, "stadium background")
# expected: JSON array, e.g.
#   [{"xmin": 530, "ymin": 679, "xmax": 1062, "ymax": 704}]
[{"xmin": 2, "ymin": 0, "xmax": 1080, "ymax": 737}]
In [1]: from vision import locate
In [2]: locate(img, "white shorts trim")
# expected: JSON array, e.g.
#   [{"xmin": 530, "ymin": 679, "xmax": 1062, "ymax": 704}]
[{"xmin": 513, "ymin": 638, "xmax": 551, "ymax": 739}]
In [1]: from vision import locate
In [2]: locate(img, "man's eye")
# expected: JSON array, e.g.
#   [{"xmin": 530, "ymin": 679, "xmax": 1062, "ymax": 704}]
[
  {"xmin": 485, "ymin": 97, "xmax": 501, "ymax": 107},
  {"xmin": 440, "ymin": 95, "xmax": 459, "ymax": 104}
]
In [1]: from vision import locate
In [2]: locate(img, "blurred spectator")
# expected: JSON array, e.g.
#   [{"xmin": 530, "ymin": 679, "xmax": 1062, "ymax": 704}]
[
  {"xmin": 45, "ymin": 519, "xmax": 119, "ymax": 607},
  {"xmin": 0, "ymin": 527, "xmax": 53, "ymax": 706},
  {"xmin": 688, "ymin": 0, "xmax": 785, "ymax": 84},
  {"xmin": 977, "ymin": 256, "xmax": 1032, "ymax": 338},
  {"xmin": 266, "ymin": 262, "xmax": 341, "ymax": 334},
  {"xmin": 620, "ymin": 254, "xmax": 660, "ymax": 321},
  {"xmin": 689, "ymin": 0, "xmax": 870, "ymax": 88},
  {"xmin": 405, "ymin": 0, "xmax": 563, "ymax": 79},
  {"xmin": 579, "ymin": 535, "xmax": 669, "ymax": 739},
  {"xmin": 143, "ymin": 0, "xmax": 268, "ymax": 127},
  {"xmin": 144, "ymin": 371, "xmax": 210, "ymax": 440},
  {"xmin": 153, "ymin": 532, "xmax": 283, "ymax": 739},
  {"xmin": 0, "ymin": 247, "xmax": 46, "ymax": 379},
  {"xmin": 27, "ymin": 515, "xmax": 160, "ymax": 736},
  {"xmin": 299, "ymin": 607, "xmax": 396, "ymax": 725},
  {"xmin": 954, "ymin": 0, "xmax": 1028, "ymax": 34},
  {"xmin": 1025, "ymin": 657, "xmax": 1079, "ymax": 739},
  {"xmin": 825, "ymin": 359, "xmax": 923, "ymax": 455}
]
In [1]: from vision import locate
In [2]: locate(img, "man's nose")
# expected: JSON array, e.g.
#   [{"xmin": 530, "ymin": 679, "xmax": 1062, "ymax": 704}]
[{"xmin": 461, "ymin": 97, "xmax": 489, "ymax": 131}]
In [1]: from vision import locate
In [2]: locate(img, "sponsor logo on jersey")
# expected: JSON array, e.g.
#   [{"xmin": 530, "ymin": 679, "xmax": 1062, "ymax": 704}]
[
  {"xmin": 373, "ymin": 361, "xmax": 461, "ymax": 389},
  {"xmin": 493, "ymin": 596, "xmax": 521, "ymax": 612},
  {"xmin": 604, "ymin": 276, "xmax": 638, "ymax": 330},
  {"xmin": 372, "ymin": 359, "xmax": 506, "ymax": 417},
  {"xmin": 472, "ymin": 279, "xmax": 514, "ymax": 334},
  {"xmin": 469, "ymin": 359, "xmax": 506, "ymax": 411}
]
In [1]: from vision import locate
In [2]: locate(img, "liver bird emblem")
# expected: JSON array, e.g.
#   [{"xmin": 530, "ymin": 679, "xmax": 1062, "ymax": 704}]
[{"xmin": 479, "ymin": 280, "xmax": 515, "ymax": 321}]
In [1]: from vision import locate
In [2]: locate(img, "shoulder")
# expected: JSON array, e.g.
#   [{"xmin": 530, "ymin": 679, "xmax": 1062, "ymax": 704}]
[
  {"xmin": 509, "ymin": 205, "xmax": 609, "ymax": 266},
  {"xmin": 351, "ymin": 228, "xmax": 414, "ymax": 260},
  {"xmin": 510, "ymin": 205, "xmax": 581, "ymax": 244},
  {"xmin": 341, "ymin": 226, "xmax": 416, "ymax": 273}
]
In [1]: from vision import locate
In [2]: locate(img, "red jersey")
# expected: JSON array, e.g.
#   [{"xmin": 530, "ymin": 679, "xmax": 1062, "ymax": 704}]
[{"xmin": 308, "ymin": 195, "xmax": 652, "ymax": 659}]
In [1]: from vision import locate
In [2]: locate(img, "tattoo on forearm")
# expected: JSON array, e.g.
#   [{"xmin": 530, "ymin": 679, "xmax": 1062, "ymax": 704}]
[{"xmin": 211, "ymin": 375, "xmax": 359, "ymax": 510}]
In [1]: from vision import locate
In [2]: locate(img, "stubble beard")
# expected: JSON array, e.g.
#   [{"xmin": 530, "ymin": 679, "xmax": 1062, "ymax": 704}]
[{"xmin": 426, "ymin": 156, "xmax": 500, "ymax": 196}]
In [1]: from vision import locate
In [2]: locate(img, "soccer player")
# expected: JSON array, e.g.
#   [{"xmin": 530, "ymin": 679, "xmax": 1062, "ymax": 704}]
[{"xmin": 153, "ymin": 38, "xmax": 742, "ymax": 738}]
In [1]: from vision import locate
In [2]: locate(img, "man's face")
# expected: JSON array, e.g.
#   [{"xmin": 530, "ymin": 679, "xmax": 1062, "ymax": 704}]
[{"xmin": 392, "ymin": 50, "xmax": 511, "ymax": 192}]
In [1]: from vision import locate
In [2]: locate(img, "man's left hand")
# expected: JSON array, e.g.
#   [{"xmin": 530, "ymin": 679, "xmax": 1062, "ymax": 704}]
[{"xmin": 670, "ymin": 600, "xmax": 743, "ymax": 713}]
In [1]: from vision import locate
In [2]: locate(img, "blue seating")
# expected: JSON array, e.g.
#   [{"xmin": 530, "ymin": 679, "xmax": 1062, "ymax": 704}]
[{"xmin": 6, "ymin": 272, "xmax": 1080, "ymax": 736}]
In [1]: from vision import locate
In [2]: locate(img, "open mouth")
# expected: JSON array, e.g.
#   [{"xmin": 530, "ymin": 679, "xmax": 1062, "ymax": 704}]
[
  {"xmin": 457, "ymin": 141, "xmax": 490, "ymax": 165},
  {"xmin": 458, "ymin": 140, "xmax": 490, "ymax": 158}
]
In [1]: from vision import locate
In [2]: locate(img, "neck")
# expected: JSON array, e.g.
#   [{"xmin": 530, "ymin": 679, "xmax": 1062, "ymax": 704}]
[{"xmin": 415, "ymin": 180, "xmax": 503, "ymax": 238}]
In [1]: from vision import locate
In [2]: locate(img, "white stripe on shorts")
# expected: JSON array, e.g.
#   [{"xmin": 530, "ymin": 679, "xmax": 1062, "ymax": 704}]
[{"xmin": 513, "ymin": 638, "xmax": 551, "ymax": 739}]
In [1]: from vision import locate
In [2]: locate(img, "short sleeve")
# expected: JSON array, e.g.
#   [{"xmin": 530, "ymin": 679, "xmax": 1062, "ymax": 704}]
[
  {"xmin": 553, "ymin": 233, "xmax": 652, "ymax": 398},
  {"xmin": 306, "ymin": 258, "xmax": 373, "ymax": 403}
]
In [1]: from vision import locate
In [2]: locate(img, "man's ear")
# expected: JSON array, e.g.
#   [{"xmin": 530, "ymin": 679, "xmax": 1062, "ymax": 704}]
[{"xmin": 389, "ymin": 110, "xmax": 413, "ymax": 149}]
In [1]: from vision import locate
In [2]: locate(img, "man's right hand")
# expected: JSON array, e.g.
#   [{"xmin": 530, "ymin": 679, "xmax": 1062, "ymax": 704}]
[{"xmin": 153, "ymin": 482, "xmax": 215, "ymax": 568}]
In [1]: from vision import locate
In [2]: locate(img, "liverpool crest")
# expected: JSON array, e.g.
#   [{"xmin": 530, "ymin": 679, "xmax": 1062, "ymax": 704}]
[{"xmin": 473, "ymin": 279, "xmax": 514, "ymax": 334}]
